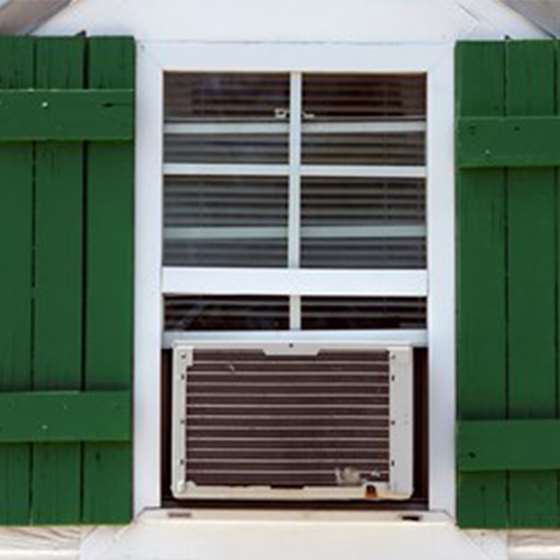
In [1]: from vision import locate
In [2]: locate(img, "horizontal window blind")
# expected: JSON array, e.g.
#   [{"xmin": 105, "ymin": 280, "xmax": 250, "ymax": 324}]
[
  {"xmin": 164, "ymin": 133, "xmax": 288, "ymax": 164},
  {"xmin": 165, "ymin": 73, "xmax": 290, "ymax": 122},
  {"xmin": 299, "ymin": 74, "xmax": 426, "ymax": 270},
  {"xmin": 301, "ymin": 177, "xmax": 425, "ymax": 269},
  {"xmin": 302, "ymin": 132, "xmax": 424, "ymax": 166},
  {"xmin": 302, "ymin": 74, "xmax": 426, "ymax": 120},
  {"xmin": 164, "ymin": 175, "xmax": 288, "ymax": 267}
]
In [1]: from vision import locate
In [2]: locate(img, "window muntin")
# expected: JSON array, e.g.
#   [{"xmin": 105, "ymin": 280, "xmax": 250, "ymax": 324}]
[{"xmin": 162, "ymin": 72, "xmax": 426, "ymax": 272}]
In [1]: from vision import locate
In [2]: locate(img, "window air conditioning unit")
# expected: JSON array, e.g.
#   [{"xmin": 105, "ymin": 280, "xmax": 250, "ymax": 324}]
[{"xmin": 171, "ymin": 342, "xmax": 413, "ymax": 500}]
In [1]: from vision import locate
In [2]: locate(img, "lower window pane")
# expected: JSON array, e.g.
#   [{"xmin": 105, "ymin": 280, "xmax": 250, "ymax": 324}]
[
  {"xmin": 165, "ymin": 296, "xmax": 289, "ymax": 331},
  {"xmin": 302, "ymin": 297, "xmax": 426, "ymax": 330},
  {"xmin": 164, "ymin": 295, "xmax": 425, "ymax": 332}
]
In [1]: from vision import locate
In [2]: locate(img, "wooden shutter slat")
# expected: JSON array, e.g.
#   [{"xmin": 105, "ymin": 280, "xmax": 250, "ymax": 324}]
[
  {"xmin": 456, "ymin": 41, "xmax": 508, "ymax": 529},
  {"xmin": 0, "ymin": 391, "xmax": 130, "ymax": 443},
  {"xmin": 0, "ymin": 89, "xmax": 133, "ymax": 141},
  {"xmin": 458, "ymin": 419, "xmax": 560, "ymax": 472},
  {"xmin": 457, "ymin": 116, "xmax": 560, "ymax": 167},
  {"xmin": 32, "ymin": 36, "xmax": 85, "ymax": 525},
  {"xmin": 505, "ymin": 40, "xmax": 559, "ymax": 528},
  {"xmin": 0, "ymin": 36, "xmax": 34, "ymax": 526},
  {"xmin": 83, "ymin": 36, "xmax": 134, "ymax": 525}
]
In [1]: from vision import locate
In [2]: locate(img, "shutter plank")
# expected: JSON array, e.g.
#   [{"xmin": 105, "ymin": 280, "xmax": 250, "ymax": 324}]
[
  {"xmin": 456, "ymin": 42, "xmax": 508, "ymax": 528},
  {"xmin": 0, "ymin": 37, "xmax": 34, "ymax": 525},
  {"xmin": 32, "ymin": 37, "xmax": 85, "ymax": 525},
  {"xmin": 0, "ymin": 90, "xmax": 133, "ymax": 141},
  {"xmin": 505, "ymin": 41, "xmax": 559, "ymax": 528},
  {"xmin": 83, "ymin": 37, "xmax": 134, "ymax": 524},
  {"xmin": 457, "ymin": 116, "xmax": 560, "ymax": 168},
  {"xmin": 458, "ymin": 419, "xmax": 560, "ymax": 471}
]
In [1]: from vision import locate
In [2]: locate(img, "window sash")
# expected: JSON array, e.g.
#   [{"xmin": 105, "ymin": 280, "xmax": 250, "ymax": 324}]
[{"xmin": 163, "ymin": 69, "xmax": 427, "ymax": 274}]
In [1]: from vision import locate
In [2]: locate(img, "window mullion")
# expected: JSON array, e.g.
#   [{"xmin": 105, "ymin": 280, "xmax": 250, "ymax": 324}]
[
  {"xmin": 288, "ymin": 72, "xmax": 302, "ymax": 267},
  {"xmin": 290, "ymin": 295, "xmax": 301, "ymax": 330},
  {"xmin": 288, "ymin": 72, "xmax": 302, "ymax": 329}
]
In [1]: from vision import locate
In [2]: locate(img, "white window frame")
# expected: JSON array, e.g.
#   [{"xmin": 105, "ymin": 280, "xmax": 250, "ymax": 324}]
[{"xmin": 134, "ymin": 41, "xmax": 454, "ymax": 518}]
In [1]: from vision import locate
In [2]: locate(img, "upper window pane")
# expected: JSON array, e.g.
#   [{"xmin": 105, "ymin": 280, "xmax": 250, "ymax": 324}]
[
  {"xmin": 163, "ymin": 175, "xmax": 288, "ymax": 267},
  {"xmin": 165, "ymin": 73, "xmax": 290, "ymax": 122},
  {"xmin": 164, "ymin": 73, "xmax": 289, "ymax": 165},
  {"xmin": 302, "ymin": 74, "xmax": 426, "ymax": 121},
  {"xmin": 302, "ymin": 131, "xmax": 424, "ymax": 166}
]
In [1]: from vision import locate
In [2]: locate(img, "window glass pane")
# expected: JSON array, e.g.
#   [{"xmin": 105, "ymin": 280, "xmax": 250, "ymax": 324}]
[
  {"xmin": 164, "ymin": 73, "xmax": 289, "ymax": 165},
  {"xmin": 302, "ymin": 74, "xmax": 426, "ymax": 121},
  {"xmin": 302, "ymin": 297, "xmax": 426, "ymax": 330},
  {"xmin": 301, "ymin": 177, "xmax": 425, "ymax": 269},
  {"xmin": 165, "ymin": 73, "xmax": 290, "ymax": 122},
  {"xmin": 165, "ymin": 296, "xmax": 289, "ymax": 331},
  {"xmin": 299, "ymin": 74, "xmax": 426, "ymax": 269},
  {"xmin": 165, "ymin": 133, "xmax": 288, "ymax": 164},
  {"xmin": 164, "ymin": 175, "xmax": 288, "ymax": 267},
  {"xmin": 302, "ymin": 131, "xmax": 424, "ymax": 166}
]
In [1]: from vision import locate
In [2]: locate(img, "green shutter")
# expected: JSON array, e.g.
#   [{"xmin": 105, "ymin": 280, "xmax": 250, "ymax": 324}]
[
  {"xmin": 457, "ymin": 40, "xmax": 560, "ymax": 528},
  {"xmin": 0, "ymin": 36, "xmax": 134, "ymax": 525}
]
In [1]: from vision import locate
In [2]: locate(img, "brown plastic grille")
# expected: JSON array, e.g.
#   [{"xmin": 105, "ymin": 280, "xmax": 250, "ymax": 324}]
[{"xmin": 181, "ymin": 349, "xmax": 391, "ymax": 489}]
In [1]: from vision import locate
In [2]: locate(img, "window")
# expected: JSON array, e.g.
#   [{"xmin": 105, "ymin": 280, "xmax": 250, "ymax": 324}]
[
  {"xmin": 160, "ymin": 70, "xmax": 427, "ymax": 504},
  {"xmin": 135, "ymin": 42, "xmax": 454, "ymax": 517}
]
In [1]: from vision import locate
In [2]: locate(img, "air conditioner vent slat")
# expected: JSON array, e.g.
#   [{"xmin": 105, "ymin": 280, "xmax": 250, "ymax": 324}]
[
  {"xmin": 186, "ymin": 418, "xmax": 389, "ymax": 428},
  {"xmin": 183, "ymin": 472, "xmax": 390, "ymax": 487},
  {"xmin": 187, "ymin": 437, "xmax": 388, "ymax": 444},
  {"xmin": 187, "ymin": 448, "xmax": 389, "ymax": 458}
]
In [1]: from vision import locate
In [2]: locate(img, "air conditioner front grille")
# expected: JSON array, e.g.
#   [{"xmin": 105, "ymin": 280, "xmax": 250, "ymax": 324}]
[{"xmin": 172, "ymin": 344, "xmax": 413, "ymax": 500}]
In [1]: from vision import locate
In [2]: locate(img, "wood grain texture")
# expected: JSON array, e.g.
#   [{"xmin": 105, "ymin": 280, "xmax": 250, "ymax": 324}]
[
  {"xmin": 83, "ymin": 37, "xmax": 134, "ymax": 525},
  {"xmin": 457, "ymin": 40, "xmax": 560, "ymax": 529},
  {"xmin": 32, "ymin": 36, "xmax": 85, "ymax": 526},
  {"xmin": 505, "ymin": 40, "xmax": 559, "ymax": 528},
  {"xmin": 457, "ymin": 116, "xmax": 560, "ymax": 168},
  {"xmin": 0, "ymin": 89, "xmax": 133, "ymax": 141},
  {"xmin": 458, "ymin": 419, "xmax": 560, "ymax": 471},
  {"xmin": 456, "ymin": 41, "xmax": 508, "ymax": 529},
  {"xmin": 0, "ymin": 36, "xmax": 134, "ymax": 526},
  {"xmin": 0, "ymin": 391, "xmax": 130, "ymax": 443},
  {"xmin": 0, "ymin": 36, "xmax": 34, "ymax": 526}
]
